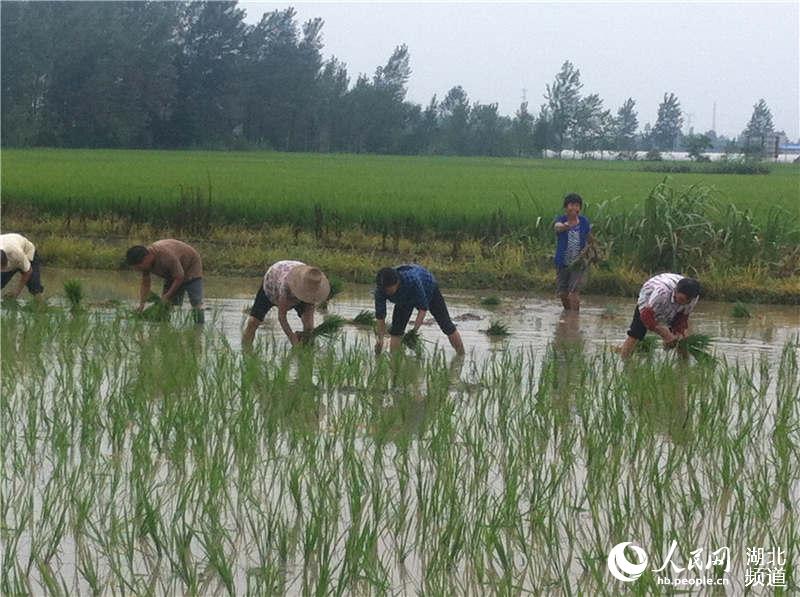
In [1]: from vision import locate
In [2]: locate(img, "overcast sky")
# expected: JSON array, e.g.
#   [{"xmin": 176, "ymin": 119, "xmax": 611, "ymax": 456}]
[{"xmin": 241, "ymin": 1, "xmax": 799, "ymax": 139}]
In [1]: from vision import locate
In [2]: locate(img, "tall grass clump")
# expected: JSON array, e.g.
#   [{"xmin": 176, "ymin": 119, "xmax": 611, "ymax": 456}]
[
  {"xmin": 732, "ymin": 302, "xmax": 752, "ymax": 318},
  {"xmin": 480, "ymin": 296, "xmax": 501, "ymax": 307},
  {"xmin": 483, "ymin": 321, "xmax": 510, "ymax": 337}
]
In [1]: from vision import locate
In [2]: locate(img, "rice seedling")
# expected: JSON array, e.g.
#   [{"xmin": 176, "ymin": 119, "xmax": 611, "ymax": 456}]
[
  {"xmin": 310, "ymin": 314, "xmax": 346, "ymax": 339},
  {"xmin": 480, "ymin": 296, "xmax": 500, "ymax": 307},
  {"xmin": 636, "ymin": 334, "xmax": 658, "ymax": 354},
  {"xmin": 401, "ymin": 329, "xmax": 422, "ymax": 352},
  {"xmin": 63, "ymin": 279, "xmax": 84, "ymax": 309},
  {"xmin": 483, "ymin": 321, "xmax": 510, "ymax": 337},
  {"xmin": 137, "ymin": 301, "xmax": 171, "ymax": 322},
  {"xmin": 731, "ymin": 302, "xmax": 752, "ymax": 318},
  {"xmin": 1, "ymin": 304, "xmax": 796, "ymax": 594},
  {"xmin": 678, "ymin": 333, "xmax": 715, "ymax": 363},
  {"xmin": 350, "ymin": 310, "xmax": 376, "ymax": 327}
]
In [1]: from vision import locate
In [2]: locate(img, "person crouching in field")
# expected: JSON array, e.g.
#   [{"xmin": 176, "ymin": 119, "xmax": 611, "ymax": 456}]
[
  {"xmin": 242, "ymin": 260, "xmax": 330, "ymax": 349},
  {"xmin": 0, "ymin": 233, "xmax": 44, "ymax": 300},
  {"xmin": 620, "ymin": 273, "xmax": 701, "ymax": 359},
  {"xmin": 374, "ymin": 264, "xmax": 465, "ymax": 355},
  {"xmin": 125, "ymin": 239, "xmax": 205, "ymax": 323},
  {"xmin": 554, "ymin": 193, "xmax": 593, "ymax": 311}
]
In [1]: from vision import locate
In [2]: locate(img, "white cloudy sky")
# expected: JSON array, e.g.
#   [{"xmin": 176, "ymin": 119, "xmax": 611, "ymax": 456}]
[{"xmin": 241, "ymin": 1, "xmax": 799, "ymax": 139}]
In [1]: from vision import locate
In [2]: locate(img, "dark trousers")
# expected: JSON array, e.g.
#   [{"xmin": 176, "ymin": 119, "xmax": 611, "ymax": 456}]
[
  {"xmin": 249, "ymin": 286, "xmax": 308, "ymax": 321},
  {"xmin": 1, "ymin": 252, "xmax": 43, "ymax": 294},
  {"xmin": 389, "ymin": 287, "xmax": 456, "ymax": 336}
]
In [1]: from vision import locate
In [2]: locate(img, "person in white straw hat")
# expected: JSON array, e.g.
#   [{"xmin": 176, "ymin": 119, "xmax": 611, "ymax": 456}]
[{"xmin": 243, "ymin": 260, "xmax": 331, "ymax": 348}]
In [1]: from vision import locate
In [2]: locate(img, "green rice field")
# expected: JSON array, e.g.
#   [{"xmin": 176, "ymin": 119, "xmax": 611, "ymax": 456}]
[
  {"xmin": 2, "ymin": 303, "xmax": 798, "ymax": 594},
  {"xmin": 2, "ymin": 149, "xmax": 798, "ymax": 234}
]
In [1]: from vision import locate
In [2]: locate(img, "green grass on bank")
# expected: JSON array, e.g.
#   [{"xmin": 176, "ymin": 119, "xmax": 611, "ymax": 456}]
[{"xmin": 3, "ymin": 149, "xmax": 798, "ymax": 233}]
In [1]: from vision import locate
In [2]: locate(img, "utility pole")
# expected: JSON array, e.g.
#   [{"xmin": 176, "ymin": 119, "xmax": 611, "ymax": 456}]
[
  {"xmin": 522, "ymin": 88, "xmax": 527, "ymax": 104},
  {"xmin": 712, "ymin": 101, "xmax": 717, "ymax": 133}
]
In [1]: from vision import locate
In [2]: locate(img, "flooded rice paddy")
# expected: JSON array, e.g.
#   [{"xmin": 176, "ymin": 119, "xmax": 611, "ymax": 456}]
[
  {"xmin": 2, "ymin": 268, "xmax": 798, "ymax": 595},
  {"xmin": 40, "ymin": 267, "xmax": 800, "ymax": 361}
]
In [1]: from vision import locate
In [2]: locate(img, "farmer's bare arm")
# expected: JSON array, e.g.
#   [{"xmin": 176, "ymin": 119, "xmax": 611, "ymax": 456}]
[
  {"xmin": 277, "ymin": 300, "xmax": 299, "ymax": 344},
  {"xmin": 375, "ymin": 318, "xmax": 386, "ymax": 353},
  {"xmin": 413, "ymin": 309, "xmax": 427, "ymax": 331},
  {"xmin": 162, "ymin": 275, "xmax": 184, "ymax": 302},
  {"xmin": 15, "ymin": 269, "xmax": 32, "ymax": 297},
  {"xmin": 242, "ymin": 316, "xmax": 260, "ymax": 350},
  {"xmin": 554, "ymin": 221, "xmax": 570, "ymax": 233},
  {"xmin": 138, "ymin": 273, "xmax": 151, "ymax": 311},
  {"xmin": 641, "ymin": 307, "xmax": 678, "ymax": 345},
  {"xmin": 301, "ymin": 305, "xmax": 315, "ymax": 333}
]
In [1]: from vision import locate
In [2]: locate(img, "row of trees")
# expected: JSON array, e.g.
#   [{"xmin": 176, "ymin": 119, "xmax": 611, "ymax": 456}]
[{"xmin": 0, "ymin": 2, "xmax": 783, "ymax": 157}]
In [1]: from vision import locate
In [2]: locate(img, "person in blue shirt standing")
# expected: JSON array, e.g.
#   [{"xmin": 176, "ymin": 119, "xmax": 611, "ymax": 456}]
[
  {"xmin": 374, "ymin": 264, "xmax": 465, "ymax": 355},
  {"xmin": 554, "ymin": 193, "xmax": 593, "ymax": 311}
]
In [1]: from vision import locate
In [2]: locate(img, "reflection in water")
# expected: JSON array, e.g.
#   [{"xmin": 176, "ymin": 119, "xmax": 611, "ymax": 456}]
[{"xmin": 551, "ymin": 311, "xmax": 586, "ymax": 409}]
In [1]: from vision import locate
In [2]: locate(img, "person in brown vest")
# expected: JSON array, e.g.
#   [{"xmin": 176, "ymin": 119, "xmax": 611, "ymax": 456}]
[{"xmin": 125, "ymin": 239, "xmax": 205, "ymax": 323}]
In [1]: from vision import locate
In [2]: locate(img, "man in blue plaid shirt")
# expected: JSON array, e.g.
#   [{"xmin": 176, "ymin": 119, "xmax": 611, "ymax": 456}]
[{"xmin": 374, "ymin": 264, "xmax": 465, "ymax": 355}]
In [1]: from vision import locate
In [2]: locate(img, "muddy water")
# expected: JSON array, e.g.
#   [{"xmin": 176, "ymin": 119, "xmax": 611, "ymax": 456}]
[{"xmin": 40, "ymin": 267, "xmax": 799, "ymax": 363}]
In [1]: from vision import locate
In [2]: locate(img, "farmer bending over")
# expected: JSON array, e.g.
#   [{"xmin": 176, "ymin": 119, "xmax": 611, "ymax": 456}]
[
  {"xmin": 0, "ymin": 233, "xmax": 44, "ymax": 300},
  {"xmin": 620, "ymin": 273, "xmax": 701, "ymax": 359},
  {"xmin": 125, "ymin": 239, "xmax": 205, "ymax": 324},
  {"xmin": 243, "ymin": 260, "xmax": 330, "ymax": 348},
  {"xmin": 374, "ymin": 264, "xmax": 465, "ymax": 355}
]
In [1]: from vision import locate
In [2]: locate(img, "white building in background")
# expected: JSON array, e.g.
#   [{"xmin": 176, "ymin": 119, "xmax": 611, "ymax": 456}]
[{"xmin": 544, "ymin": 149, "xmax": 800, "ymax": 163}]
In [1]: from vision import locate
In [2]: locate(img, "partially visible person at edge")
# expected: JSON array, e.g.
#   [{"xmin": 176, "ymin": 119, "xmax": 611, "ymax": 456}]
[
  {"xmin": 620, "ymin": 273, "xmax": 701, "ymax": 359},
  {"xmin": 0, "ymin": 232, "xmax": 44, "ymax": 300},
  {"xmin": 242, "ymin": 260, "xmax": 330, "ymax": 349},
  {"xmin": 125, "ymin": 239, "xmax": 205, "ymax": 324},
  {"xmin": 374, "ymin": 264, "xmax": 465, "ymax": 355},
  {"xmin": 553, "ymin": 193, "xmax": 593, "ymax": 311}
]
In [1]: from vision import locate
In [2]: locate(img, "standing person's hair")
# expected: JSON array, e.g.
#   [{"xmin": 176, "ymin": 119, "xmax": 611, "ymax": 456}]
[
  {"xmin": 563, "ymin": 193, "xmax": 583, "ymax": 208},
  {"xmin": 125, "ymin": 245, "xmax": 149, "ymax": 266},
  {"xmin": 376, "ymin": 267, "xmax": 400, "ymax": 288},
  {"xmin": 0, "ymin": 250, "xmax": 7, "ymax": 268},
  {"xmin": 676, "ymin": 277, "xmax": 701, "ymax": 299}
]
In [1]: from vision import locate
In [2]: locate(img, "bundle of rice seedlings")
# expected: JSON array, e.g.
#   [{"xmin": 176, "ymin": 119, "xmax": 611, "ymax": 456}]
[
  {"xmin": 731, "ymin": 302, "xmax": 752, "ymax": 319},
  {"xmin": 351, "ymin": 310, "xmax": 376, "ymax": 327},
  {"xmin": 63, "ymin": 279, "xmax": 84, "ymax": 309},
  {"xmin": 480, "ymin": 295, "xmax": 501, "ymax": 307},
  {"xmin": 678, "ymin": 333, "xmax": 714, "ymax": 363},
  {"xmin": 483, "ymin": 321, "xmax": 510, "ymax": 337},
  {"xmin": 138, "ymin": 301, "xmax": 171, "ymax": 322},
  {"xmin": 402, "ymin": 329, "xmax": 422, "ymax": 351},
  {"xmin": 310, "ymin": 314, "xmax": 346, "ymax": 338}
]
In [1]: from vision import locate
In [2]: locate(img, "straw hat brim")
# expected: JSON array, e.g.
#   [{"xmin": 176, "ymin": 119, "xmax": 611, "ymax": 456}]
[{"xmin": 286, "ymin": 265, "xmax": 330, "ymax": 305}]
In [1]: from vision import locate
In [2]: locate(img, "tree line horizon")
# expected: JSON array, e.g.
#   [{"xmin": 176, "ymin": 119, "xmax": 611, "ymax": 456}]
[{"xmin": 1, "ymin": 2, "xmax": 786, "ymax": 158}]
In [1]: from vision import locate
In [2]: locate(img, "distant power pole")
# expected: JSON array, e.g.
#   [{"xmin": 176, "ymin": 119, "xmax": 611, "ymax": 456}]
[
  {"xmin": 712, "ymin": 102, "xmax": 717, "ymax": 133},
  {"xmin": 522, "ymin": 88, "xmax": 527, "ymax": 104}
]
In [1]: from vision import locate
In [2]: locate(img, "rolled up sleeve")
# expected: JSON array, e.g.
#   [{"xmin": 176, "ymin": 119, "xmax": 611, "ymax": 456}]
[
  {"xmin": 7, "ymin": 248, "xmax": 30, "ymax": 272},
  {"xmin": 374, "ymin": 289, "xmax": 387, "ymax": 319}
]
